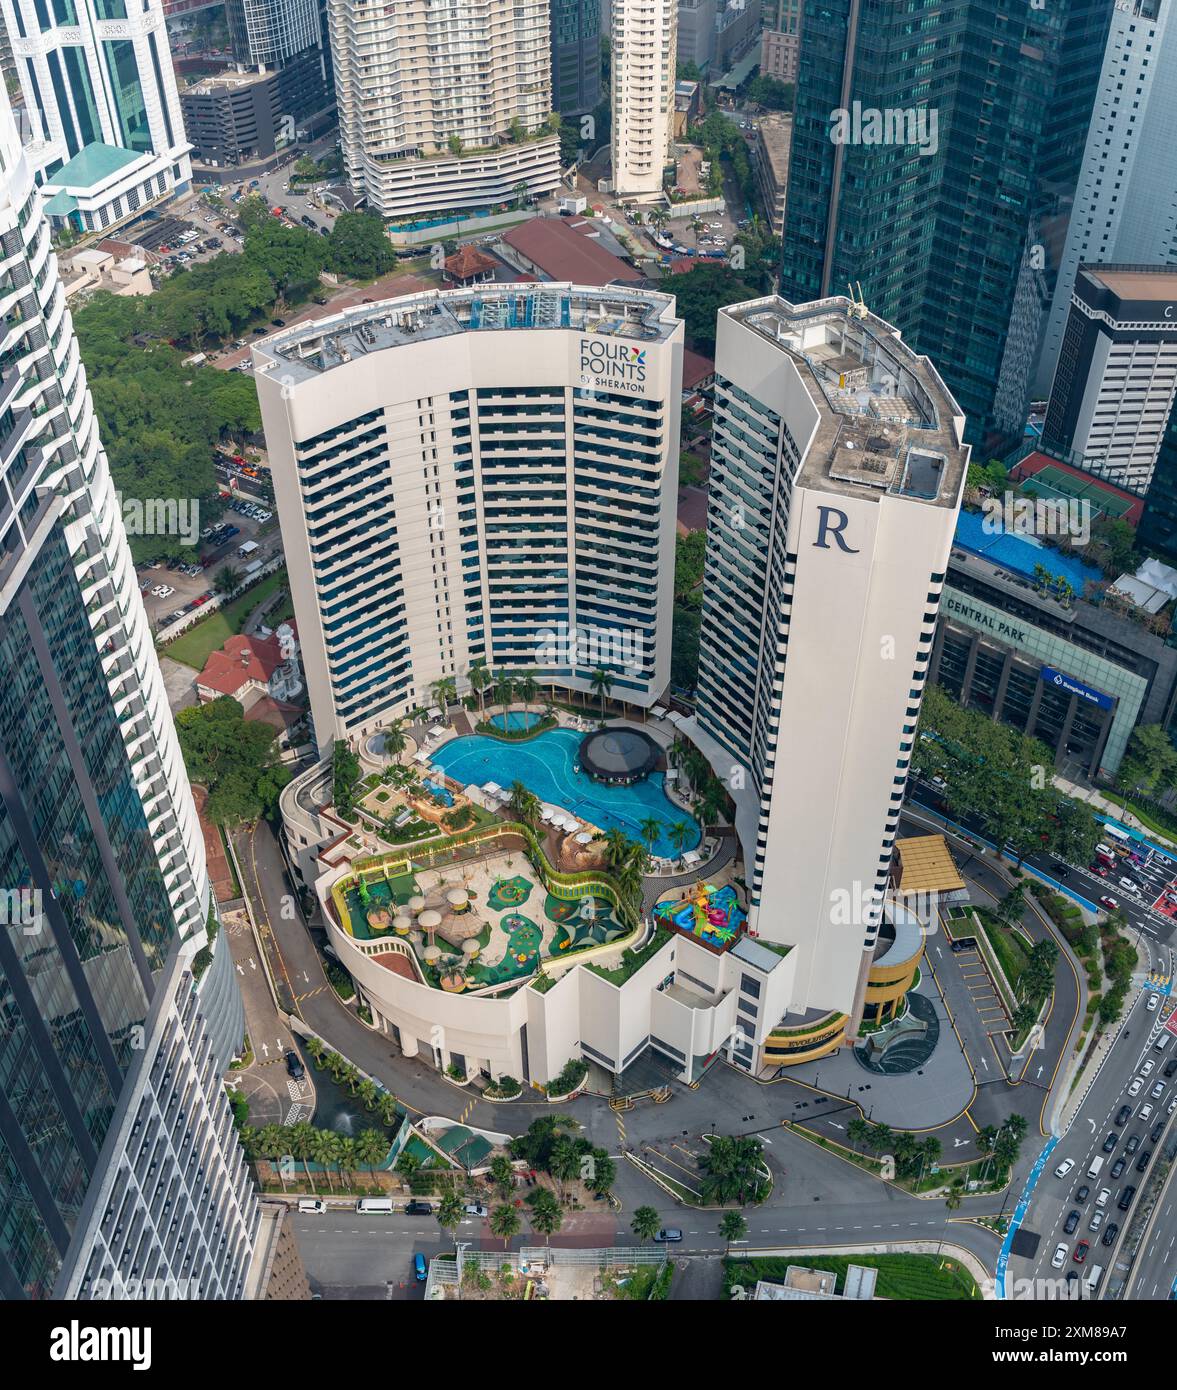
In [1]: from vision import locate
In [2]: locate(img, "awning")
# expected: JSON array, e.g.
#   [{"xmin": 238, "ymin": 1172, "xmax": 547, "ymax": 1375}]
[
  {"xmin": 682, "ymin": 849, "xmax": 701, "ymax": 866},
  {"xmin": 651, "ymin": 705, "xmax": 668, "ymax": 719},
  {"xmin": 428, "ymin": 724, "xmax": 447, "ymax": 738}
]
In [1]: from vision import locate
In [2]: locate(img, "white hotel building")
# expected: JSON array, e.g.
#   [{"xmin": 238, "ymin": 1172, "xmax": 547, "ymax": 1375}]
[
  {"xmin": 253, "ymin": 284, "xmax": 684, "ymax": 747},
  {"xmin": 271, "ymin": 291, "xmax": 967, "ymax": 1086},
  {"xmin": 691, "ymin": 296, "xmax": 968, "ymax": 1035},
  {"xmin": 327, "ymin": 0, "xmax": 560, "ymax": 220}
]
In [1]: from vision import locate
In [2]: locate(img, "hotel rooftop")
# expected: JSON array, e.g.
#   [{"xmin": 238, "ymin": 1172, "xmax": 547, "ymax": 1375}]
[
  {"xmin": 254, "ymin": 283, "xmax": 680, "ymax": 386},
  {"xmin": 722, "ymin": 294, "xmax": 969, "ymax": 507}
]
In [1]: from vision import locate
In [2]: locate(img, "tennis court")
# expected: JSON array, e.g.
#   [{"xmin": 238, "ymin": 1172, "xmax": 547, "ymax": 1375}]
[{"xmin": 1011, "ymin": 453, "xmax": 1143, "ymax": 523}]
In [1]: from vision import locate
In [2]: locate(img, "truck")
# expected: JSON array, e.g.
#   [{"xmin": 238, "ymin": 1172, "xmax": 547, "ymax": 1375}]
[{"xmin": 237, "ymin": 539, "xmax": 260, "ymax": 558}]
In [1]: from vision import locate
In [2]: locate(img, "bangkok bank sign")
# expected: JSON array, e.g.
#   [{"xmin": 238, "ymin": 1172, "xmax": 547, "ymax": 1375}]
[{"xmin": 578, "ymin": 337, "xmax": 648, "ymax": 393}]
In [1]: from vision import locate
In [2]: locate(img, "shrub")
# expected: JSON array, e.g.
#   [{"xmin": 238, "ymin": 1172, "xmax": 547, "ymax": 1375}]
[{"xmin": 546, "ymin": 1057, "xmax": 588, "ymax": 1098}]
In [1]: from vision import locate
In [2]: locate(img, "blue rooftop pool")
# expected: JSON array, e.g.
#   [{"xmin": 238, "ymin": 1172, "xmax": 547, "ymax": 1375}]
[
  {"xmin": 954, "ymin": 508, "xmax": 1102, "ymax": 595},
  {"xmin": 430, "ymin": 727, "xmax": 700, "ymax": 859}
]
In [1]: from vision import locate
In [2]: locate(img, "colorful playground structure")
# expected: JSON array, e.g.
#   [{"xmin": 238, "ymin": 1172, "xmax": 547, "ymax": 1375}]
[{"xmin": 654, "ymin": 882, "xmax": 746, "ymax": 950}]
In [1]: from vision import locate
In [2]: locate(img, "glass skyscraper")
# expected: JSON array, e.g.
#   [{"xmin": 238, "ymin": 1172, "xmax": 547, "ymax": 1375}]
[
  {"xmin": 780, "ymin": 0, "xmax": 1114, "ymax": 451},
  {"xmin": 0, "ymin": 84, "xmax": 254, "ymax": 1300}
]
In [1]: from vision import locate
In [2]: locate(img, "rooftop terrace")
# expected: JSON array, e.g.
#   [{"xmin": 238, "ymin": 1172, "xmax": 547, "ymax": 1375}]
[
  {"xmin": 722, "ymin": 295, "xmax": 969, "ymax": 508},
  {"xmin": 254, "ymin": 283, "xmax": 680, "ymax": 386}
]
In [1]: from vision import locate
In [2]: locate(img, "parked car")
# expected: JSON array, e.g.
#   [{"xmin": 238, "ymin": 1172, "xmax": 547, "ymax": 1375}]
[
  {"xmin": 655, "ymin": 1228, "xmax": 683, "ymax": 1243},
  {"xmin": 405, "ymin": 1200, "xmax": 433, "ymax": 1216},
  {"xmin": 463, "ymin": 1202, "xmax": 488, "ymax": 1217},
  {"xmin": 284, "ymin": 1049, "xmax": 305, "ymax": 1080}
]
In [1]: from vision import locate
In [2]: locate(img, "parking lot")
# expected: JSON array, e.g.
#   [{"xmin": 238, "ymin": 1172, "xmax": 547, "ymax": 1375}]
[{"xmin": 137, "ymin": 502, "xmax": 276, "ymax": 630}]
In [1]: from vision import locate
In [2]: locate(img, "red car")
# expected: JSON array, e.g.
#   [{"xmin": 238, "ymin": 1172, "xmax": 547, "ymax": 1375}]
[
  {"xmin": 1073, "ymin": 1241, "xmax": 1089, "ymax": 1263},
  {"xmin": 1099, "ymin": 896, "xmax": 1119, "ymax": 911}
]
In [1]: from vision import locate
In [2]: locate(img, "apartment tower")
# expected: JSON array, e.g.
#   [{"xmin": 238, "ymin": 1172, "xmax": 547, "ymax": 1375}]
[
  {"xmin": 0, "ymin": 85, "xmax": 254, "ymax": 1300},
  {"xmin": 327, "ymin": 0, "xmax": 560, "ymax": 220},
  {"xmin": 610, "ymin": 0, "xmax": 676, "ymax": 199}
]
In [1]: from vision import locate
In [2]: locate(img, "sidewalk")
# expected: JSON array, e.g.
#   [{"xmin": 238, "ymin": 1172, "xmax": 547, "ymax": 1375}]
[{"xmin": 1054, "ymin": 775, "xmax": 1177, "ymax": 850}]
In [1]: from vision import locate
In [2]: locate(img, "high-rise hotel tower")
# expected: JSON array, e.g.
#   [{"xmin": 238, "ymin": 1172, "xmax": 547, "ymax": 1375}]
[
  {"xmin": 691, "ymin": 296, "xmax": 968, "ymax": 1025},
  {"xmin": 254, "ymin": 284, "xmax": 684, "ymax": 749},
  {"xmin": 0, "ymin": 86, "xmax": 254, "ymax": 1300},
  {"xmin": 610, "ymin": 0, "xmax": 676, "ymax": 200}
]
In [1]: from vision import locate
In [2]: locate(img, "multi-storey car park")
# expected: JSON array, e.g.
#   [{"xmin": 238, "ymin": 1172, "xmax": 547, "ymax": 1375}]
[
  {"xmin": 272, "ymin": 290, "xmax": 969, "ymax": 1089},
  {"xmin": 253, "ymin": 283, "xmax": 685, "ymax": 746},
  {"xmin": 0, "ymin": 85, "xmax": 255, "ymax": 1299}
]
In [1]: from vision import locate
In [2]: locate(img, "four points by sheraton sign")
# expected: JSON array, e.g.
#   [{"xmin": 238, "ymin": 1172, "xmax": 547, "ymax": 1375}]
[{"xmin": 579, "ymin": 337, "xmax": 648, "ymax": 393}]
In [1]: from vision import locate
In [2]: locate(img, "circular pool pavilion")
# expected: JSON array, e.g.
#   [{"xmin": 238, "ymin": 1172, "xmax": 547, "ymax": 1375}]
[{"xmin": 578, "ymin": 727, "xmax": 661, "ymax": 786}]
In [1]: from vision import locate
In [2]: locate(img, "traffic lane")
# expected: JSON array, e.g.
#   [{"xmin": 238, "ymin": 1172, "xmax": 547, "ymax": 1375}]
[
  {"xmin": 1125, "ymin": 1158, "xmax": 1177, "ymax": 1298},
  {"xmin": 904, "ymin": 785, "xmax": 1172, "ymax": 950},
  {"xmin": 1014, "ymin": 994, "xmax": 1162, "ymax": 1281}
]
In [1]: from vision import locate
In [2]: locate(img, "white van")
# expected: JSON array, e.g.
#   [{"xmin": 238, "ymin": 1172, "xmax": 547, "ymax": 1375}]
[
  {"xmin": 356, "ymin": 1197, "xmax": 393, "ymax": 1213},
  {"xmin": 1083, "ymin": 1264, "xmax": 1104, "ymax": 1294},
  {"xmin": 1156, "ymin": 1034, "xmax": 1172, "ymax": 1052},
  {"xmin": 1087, "ymin": 1154, "xmax": 1105, "ymax": 1180},
  {"xmin": 298, "ymin": 1199, "xmax": 326, "ymax": 1214}
]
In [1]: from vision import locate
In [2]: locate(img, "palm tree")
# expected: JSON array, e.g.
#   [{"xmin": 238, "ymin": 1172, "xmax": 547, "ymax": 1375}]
[
  {"xmin": 431, "ymin": 676, "xmax": 457, "ymax": 716},
  {"xmin": 527, "ymin": 1188, "xmax": 563, "ymax": 1238},
  {"xmin": 495, "ymin": 674, "xmax": 515, "ymax": 716},
  {"xmin": 381, "ymin": 718, "xmax": 407, "ymax": 762},
  {"xmin": 668, "ymin": 820, "xmax": 691, "ymax": 866},
  {"xmin": 358, "ymin": 1078, "xmax": 378, "ymax": 1112},
  {"xmin": 214, "ymin": 564, "xmax": 240, "ymax": 597},
  {"xmin": 639, "ymin": 815, "xmax": 662, "ymax": 857},
  {"xmin": 339, "ymin": 1062, "xmax": 360, "ymax": 1096},
  {"xmin": 508, "ymin": 780, "xmax": 541, "ymax": 826},
  {"xmin": 489, "ymin": 1154, "xmax": 515, "ymax": 1201},
  {"xmin": 598, "ymin": 827, "xmax": 632, "ymax": 870},
  {"xmin": 631, "ymin": 1205, "xmax": 662, "ymax": 1243},
  {"xmin": 719, "ymin": 1210, "xmax": 748, "ymax": 1252},
  {"xmin": 289, "ymin": 1121, "xmax": 316, "ymax": 1183},
  {"xmin": 517, "ymin": 671, "xmax": 539, "ymax": 715},
  {"xmin": 945, "ymin": 1187, "xmax": 963, "ymax": 1212},
  {"xmin": 469, "ymin": 662, "xmax": 493, "ymax": 716},
  {"xmin": 847, "ymin": 1117, "xmax": 872, "ymax": 1149},
  {"xmin": 590, "ymin": 667, "xmax": 613, "ymax": 720},
  {"xmin": 376, "ymin": 1093, "xmax": 399, "ymax": 1127},
  {"xmin": 548, "ymin": 1137, "xmax": 581, "ymax": 1198},
  {"xmin": 436, "ymin": 1190, "xmax": 464, "ymax": 1242},
  {"xmin": 355, "ymin": 1129, "xmax": 387, "ymax": 1184},
  {"xmin": 698, "ymin": 779, "xmax": 727, "ymax": 828},
  {"xmin": 309, "ymin": 1129, "xmax": 338, "ymax": 1191},
  {"xmin": 668, "ymin": 736, "xmax": 689, "ymax": 770},
  {"xmin": 490, "ymin": 1202, "xmax": 521, "ymax": 1249},
  {"xmin": 334, "ymin": 1135, "xmax": 357, "ymax": 1188}
]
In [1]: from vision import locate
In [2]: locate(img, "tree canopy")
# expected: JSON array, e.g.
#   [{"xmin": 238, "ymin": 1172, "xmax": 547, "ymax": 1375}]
[{"xmin": 176, "ymin": 696, "xmax": 291, "ymax": 825}]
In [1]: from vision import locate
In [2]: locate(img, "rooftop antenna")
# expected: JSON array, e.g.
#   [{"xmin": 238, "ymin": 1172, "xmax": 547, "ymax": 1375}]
[{"xmin": 846, "ymin": 282, "xmax": 869, "ymax": 319}]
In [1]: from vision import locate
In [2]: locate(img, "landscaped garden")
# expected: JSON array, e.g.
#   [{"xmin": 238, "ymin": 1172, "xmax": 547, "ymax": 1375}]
[{"xmin": 723, "ymin": 1253, "xmax": 981, "ymax": 1301}]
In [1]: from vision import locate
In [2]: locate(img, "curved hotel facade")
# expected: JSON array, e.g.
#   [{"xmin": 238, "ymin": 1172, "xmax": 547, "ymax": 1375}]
[{"xmin": 254, "ymin": 283, "xmax": 684, "ymax": 747}]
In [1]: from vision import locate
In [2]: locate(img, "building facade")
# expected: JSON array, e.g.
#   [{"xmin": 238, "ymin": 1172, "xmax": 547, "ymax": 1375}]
[
  {"xmin": 0, "ymin": 85, "xmax": 255, "ymax": 1299},
  {"xmin": 760, "ymin": 0, "xmax": 800, "ymax": 82},
  {"xmin": 1, "ymin": 0, "xmax": 191, "ymax": 208},
  {"xmin": 690, "ymin": 295, "xmax": 967, "ymax": 1028},
  {"xmin": 551, "ymin": 0, "xmax": 602, "ymax": 116},
  {"xmin": 1034, "ymin": 0, "xmax": 1177, "ymax": 398},
  {"xmin": 611, "ymin": 0, "xmax": 676, "ymax": 199},
  {"xmin": 1042, "ymin": 266, "xmax": 1177, "ymax": 492},
  {"xmin": 780, "ymin": 0, "xmax": 1114, "ymax": 450},
  {"xmin": 327, "ymin": 0, "xmax": 560, "ymax": 220},
  {"xmin": 253, "ymin": 284, "xmax": 684, "ymax": 747}
]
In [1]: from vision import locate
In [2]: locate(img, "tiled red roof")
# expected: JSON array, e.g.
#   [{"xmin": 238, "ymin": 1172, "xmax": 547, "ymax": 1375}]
[
  {"xmin": 502, "ymin": 217, "xmax": 641, "ymax": 286},
  {"xmin": 198, "ymin": 621, "xmax": 298, "ymax": 699},
  {"xmin": 445, "ymin": 244, "xmax": 497, "ymax": 279},
  {"xmin": 681, "ymin": 348, "xmax": 715, "ymax": 390}
]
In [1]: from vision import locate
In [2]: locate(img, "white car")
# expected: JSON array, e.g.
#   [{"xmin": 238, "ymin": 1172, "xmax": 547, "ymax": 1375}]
[
  {"xmin": 1054, "ymin": 1157, "xmax": 1075, "ymax": 1178},
  {"xmin": 1139, "ymin": 1103, "xmax": 1154, "ymax": 1121},
  {"xmin": 1151, "ymin": 1081, "xmax": 1165, "ymax": 1099},
  {"xmin": 1095, "ymin": 1187, "xmax": 1111, "ymax": 1208},
  {"xmin": 1147, "ymin": 993, "xmax": 1160, "ymax": 1012},
  {"xmin": 1142, "ymin": 1059, "xmax": 1155, "ymax": 1076},
  {"xmin": 1128, "ymin": 1077, "xmax": 1144, "ymax": 1096},
  {"xmin": 1051, "ymin": 1243, "xmax": 1068, "ymax": 1269},
  {"xmin": 1169, "ymin": 1097, "xmax": 1177, "ymax": 1114}
]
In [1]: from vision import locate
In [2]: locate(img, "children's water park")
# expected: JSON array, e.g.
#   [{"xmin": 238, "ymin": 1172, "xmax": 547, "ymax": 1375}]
[
  {"xmin": 329, "ymin": 826, "xmax": 638, "ymax": 995},
  {"xmin": 653, "ymin": 882, "xmax": 747, "ymax": 951}
]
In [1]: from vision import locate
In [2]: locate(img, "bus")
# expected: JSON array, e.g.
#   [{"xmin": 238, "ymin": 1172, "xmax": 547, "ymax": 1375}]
[{"xmin": 1104, "ymin": 823, "xmax": 1131, "ymax": 844}]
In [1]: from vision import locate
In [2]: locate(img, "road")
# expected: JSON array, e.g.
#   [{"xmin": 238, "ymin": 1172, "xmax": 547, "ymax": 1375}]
[{"xmin": 1005, "ymin": 980, "xmax": 1177, "ymax": 1297}]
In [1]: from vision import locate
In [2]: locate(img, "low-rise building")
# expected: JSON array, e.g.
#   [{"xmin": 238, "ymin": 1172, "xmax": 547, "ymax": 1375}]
[
  {"xmin": 443, "ymin": 245, "xmax": 499, "ymax": 286},
  {"xmin": 755, "ymin": 1264, "xmax": 878, "ymax": 1300},
  {"xmin": 752, "ymin": 113, "xmax": 791, "ymax": 237},
  {"xmin": 197, "ymin": 621, "xmax": 304, "ymax": 708},
  {"xmin": 499, "ymin": 217, "xmax": 643, "ymax": 286},
  {"xmin": 61, "ymin": 248, "xmax": 153, "ymax": 299},
  {"xmin": 41, "ymin": 142, "xmax": 177, "ymax": 239}
]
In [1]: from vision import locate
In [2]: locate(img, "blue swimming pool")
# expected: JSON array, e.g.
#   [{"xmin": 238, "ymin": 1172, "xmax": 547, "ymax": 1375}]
[
  {"xmin": 430, "ymin": 727, "xmax": 700, "ymax": 858},
  {"xmin": 422, "ymin": 778, "xmax": 454, "ymax": 807},
  {"xmin": 489, "ymin": 711, "xmax": 544, "ymax": 732}
]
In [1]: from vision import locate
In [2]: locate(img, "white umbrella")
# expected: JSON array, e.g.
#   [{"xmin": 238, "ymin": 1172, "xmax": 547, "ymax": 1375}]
[
  {"xmin": 423, "ymin": 945, "xmax": 441, "ymax": 963},
  {"xmin": 408, "ymin": 895, "xmax": 426, "ymax": 912},
  {"xmin": 462, "ymin": 938, "xmax": 479, "ymax": 957},
  {"xmin": 575, "ymin": 831, "xmax": 593, "ymax": 845},
  {"xmin": 418, "ymin": 909, "xmax": 442, "ymax": 931},
  {"xmin": 446, "ymin": 888, "xmax": 468, "ymax": 908}
]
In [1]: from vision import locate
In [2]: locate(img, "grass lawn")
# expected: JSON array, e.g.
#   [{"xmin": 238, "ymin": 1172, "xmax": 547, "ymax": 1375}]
[
  {"xmin": 979, "ymin": 913, "xmax": 1031, "ymax": 990},
  {"xmin": 161, "ymin": 569, "xmax": 287, "ymax": 670},
  {"xmin": 723, "ymin": 1253, "xmax": 981, "ymax": 1300}
]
